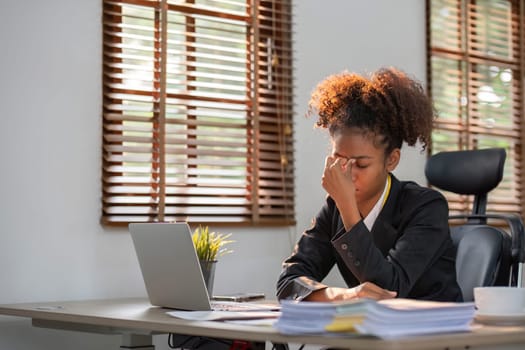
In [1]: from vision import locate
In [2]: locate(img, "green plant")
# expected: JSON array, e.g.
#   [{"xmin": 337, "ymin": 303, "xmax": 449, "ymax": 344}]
[{"xmin": 192, "ymin": 225, "xmax": 234, "ymax": 261}]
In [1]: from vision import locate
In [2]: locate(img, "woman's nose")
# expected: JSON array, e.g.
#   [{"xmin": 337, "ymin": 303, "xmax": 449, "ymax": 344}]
[{"xmin": 350, "ymin": 167, "xmax": 357, "ymax": 181}]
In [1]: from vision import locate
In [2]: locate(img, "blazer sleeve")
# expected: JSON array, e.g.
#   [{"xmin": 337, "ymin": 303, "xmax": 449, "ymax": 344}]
[{"xmin": 276, "ymin": 197, "xmax": 343, "ymax": 300}]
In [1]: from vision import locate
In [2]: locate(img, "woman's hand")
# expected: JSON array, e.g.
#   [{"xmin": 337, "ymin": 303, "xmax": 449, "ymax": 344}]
[
  {"xmin": 322, "ymin": 156, "xmax": 354, "ymax": 200},
  {"xmin": 305, "ymin": 282, "xmax": 397, "ymax": 302},
  {"xmin": 322, "ymin": 156, "xmax": 361, "ymax": 229}
]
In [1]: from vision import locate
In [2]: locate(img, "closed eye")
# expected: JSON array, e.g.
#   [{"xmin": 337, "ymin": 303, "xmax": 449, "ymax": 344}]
[
  {"xmin": 354, "ymin": 159, "xmax": 370, "ymax": 169},
  {"xmin": 355, "ymin": 161, "xmax": 370, "ymax": 169}
]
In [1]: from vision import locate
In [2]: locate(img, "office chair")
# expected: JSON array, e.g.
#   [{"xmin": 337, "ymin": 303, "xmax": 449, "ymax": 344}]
[{"xmin": 425, "ymin": 148, "xmax": 525, "ymax": 301}]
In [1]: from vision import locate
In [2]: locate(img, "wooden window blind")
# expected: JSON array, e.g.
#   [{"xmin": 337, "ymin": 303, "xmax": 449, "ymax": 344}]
[
  {"xmin": 427, "ymin": 0, "xmax": 524, "ymax": 216},
  {"xmin": 101, "ymin": 0, "xmax": 294, "ymax": 226}
]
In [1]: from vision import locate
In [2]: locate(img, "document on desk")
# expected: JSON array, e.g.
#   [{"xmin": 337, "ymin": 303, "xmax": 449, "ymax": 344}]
[
  {"xmin": 275, "ymin": 298, "xmax": 476, "ymax": 339},
  {"xmin": 167, "ymin": 310, "xmax": 281, "ymax": 321}
]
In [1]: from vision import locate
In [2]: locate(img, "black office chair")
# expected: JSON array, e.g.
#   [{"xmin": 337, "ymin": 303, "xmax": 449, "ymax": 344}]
[{"xmin": 425, "ymin": 148, "xmax": 525, "ymax": 301}]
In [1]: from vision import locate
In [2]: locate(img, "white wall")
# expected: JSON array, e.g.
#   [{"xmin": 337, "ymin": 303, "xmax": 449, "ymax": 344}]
[{"xmin": 0, "ymin": 1, "xmax": 426, "ymax": 349}]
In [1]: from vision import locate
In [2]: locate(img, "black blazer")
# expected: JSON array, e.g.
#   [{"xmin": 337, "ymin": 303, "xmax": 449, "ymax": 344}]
[{"xmin": 277, "ymin": 175, "xmax": 463, "ymax": 302}]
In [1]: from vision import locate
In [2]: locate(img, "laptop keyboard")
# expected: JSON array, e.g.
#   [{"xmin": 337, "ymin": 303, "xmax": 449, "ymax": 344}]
[{"xmin": 210, "ymin": 301, "xmax": 280, "ymax": 312}]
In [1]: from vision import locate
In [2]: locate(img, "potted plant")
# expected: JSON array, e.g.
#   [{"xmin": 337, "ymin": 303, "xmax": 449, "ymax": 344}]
[{"xmin": 191, "ymin": 225, "xmax": 233, "ymax": 296}]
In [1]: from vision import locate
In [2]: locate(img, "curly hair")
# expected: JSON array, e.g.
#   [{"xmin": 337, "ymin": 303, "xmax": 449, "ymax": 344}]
[{"xmin": 307, "ymin": 67, "xmax": 435, "ymax": 153}]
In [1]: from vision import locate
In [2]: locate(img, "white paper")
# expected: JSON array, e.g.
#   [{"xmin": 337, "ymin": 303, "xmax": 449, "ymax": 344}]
[
  {"xmin": 167, "ymin": 310, "xmax": 281, "ymax": 321},
  {"xmin": 275, "ymin": 298, "xmax": 476, "ymax": 339}
]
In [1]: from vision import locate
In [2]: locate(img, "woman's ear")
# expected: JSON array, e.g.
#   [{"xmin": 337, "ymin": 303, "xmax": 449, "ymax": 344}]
[{"xmin": 386, "ymin": 148, "xmax": 401, "ymax": 172}]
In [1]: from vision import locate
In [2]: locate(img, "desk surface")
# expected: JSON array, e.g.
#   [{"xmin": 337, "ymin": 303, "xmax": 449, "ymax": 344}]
[{"xmin": 1, "ymin": 297, "xmax": 525, "ymax": 350}]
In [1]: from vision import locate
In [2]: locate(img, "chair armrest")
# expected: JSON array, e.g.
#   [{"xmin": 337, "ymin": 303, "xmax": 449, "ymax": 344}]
[{"xmin": 449, "ymin": 213, "xmax": 525, "ymax": 264}]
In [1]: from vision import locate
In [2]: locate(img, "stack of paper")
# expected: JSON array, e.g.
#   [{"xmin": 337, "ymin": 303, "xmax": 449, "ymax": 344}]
[
  {"xmin": 274, "ymin": 298, "xmax": 475, "ymax": 339},
  {"xmin": 274, "ymin": 298, "xmax": 370, "ymax": 334}
]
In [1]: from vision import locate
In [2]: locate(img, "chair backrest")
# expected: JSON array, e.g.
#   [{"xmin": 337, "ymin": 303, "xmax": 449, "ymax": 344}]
[
  {"xmin": 425, "ymin": 148, "xmax": 514, "ymax": 301},
  {"xmin": 425, "ymin": 148, "xmax": 505, "ymax": 217},
  {"xmin": 451, "ymin": 224, "xmax": 511, "ymax": 301}
]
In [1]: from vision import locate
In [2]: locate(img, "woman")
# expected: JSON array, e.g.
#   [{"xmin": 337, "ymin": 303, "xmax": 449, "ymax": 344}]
[{"xmin": 277, "ymin": 67, "xmax": 462, "ymax": 302}]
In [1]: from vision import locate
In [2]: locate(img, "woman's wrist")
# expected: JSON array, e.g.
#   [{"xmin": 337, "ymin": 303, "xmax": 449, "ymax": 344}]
[{"xmin": 336, "ymin": 199, "xmax": 361, "ymax": 231}]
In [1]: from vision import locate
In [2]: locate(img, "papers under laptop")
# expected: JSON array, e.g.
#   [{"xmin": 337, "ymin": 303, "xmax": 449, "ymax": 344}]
[{"xmin": 129, "ymin": 222, "xmax": 280, "ymax": 320}]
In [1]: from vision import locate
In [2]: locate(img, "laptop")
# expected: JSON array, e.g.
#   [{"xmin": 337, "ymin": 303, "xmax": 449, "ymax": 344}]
[{"xmin": 129, "ymin": 222, "xmax": 279, "ymax": 312}]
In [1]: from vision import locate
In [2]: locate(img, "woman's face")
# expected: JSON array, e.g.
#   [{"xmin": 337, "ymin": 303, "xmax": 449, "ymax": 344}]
[{"xmin": 331, "ymin": 127, "xmax": 400, "ymax": 213}]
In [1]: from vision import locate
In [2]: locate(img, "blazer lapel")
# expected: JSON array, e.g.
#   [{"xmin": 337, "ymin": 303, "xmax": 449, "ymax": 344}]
[{"xmin": 370, "ymin": 175, "xmax": 402, "ymax": 256}]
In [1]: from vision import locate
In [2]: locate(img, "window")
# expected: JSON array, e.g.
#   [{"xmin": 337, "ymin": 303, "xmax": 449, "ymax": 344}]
[
  {"xmin": 427, "ymin": 0, "xmax": 523, "ymax": 216},
  {"xmin": 101, "ymin": 0, "xmax": 294, "ymax": 226}
]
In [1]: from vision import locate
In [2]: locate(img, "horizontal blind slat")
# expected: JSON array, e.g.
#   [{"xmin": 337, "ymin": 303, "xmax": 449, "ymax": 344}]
[{"xmin": 102, "ymin": 0, "xmax": 295, "ymax": 225}]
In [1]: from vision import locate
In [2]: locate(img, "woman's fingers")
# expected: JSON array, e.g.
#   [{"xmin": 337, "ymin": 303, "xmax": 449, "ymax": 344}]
[
  {"xmin": 308, "ymin": 284, "xmax": 396, "ymax": 302},
  {"xmin": 324, "ymin": 155, "xmax": 336, "ymax": 169},
  {"xmin": 353, "ymin": 282, "xmax": 397, "ymax": 300}
]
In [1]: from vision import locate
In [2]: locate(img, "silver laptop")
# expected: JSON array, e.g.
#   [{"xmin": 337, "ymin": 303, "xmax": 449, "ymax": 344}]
[
  {"xmin": 129, "ymin": 222, "xmax": 213, "ymax": 310},
  {"xmin": 129, "ymin": 222, "xmax": 278, "ymax": 312}
]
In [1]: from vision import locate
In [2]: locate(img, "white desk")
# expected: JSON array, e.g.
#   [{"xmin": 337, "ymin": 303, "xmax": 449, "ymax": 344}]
[{"xmin": 1, "ymin": 297, "xmax": 525, "ymax": 350}]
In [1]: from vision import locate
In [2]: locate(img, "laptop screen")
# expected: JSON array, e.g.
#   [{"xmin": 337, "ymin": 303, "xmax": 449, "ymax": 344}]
[{"xmin": 129, "ymin": 222, "xmax": 212, "ymax": 310}]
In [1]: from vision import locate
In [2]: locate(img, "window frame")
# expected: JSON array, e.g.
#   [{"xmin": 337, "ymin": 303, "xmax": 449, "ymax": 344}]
[
  {"xmin": 426, "ymin": 0, "xmax": 525, "ymax": 217},
  {"xmin": 101, "ymin": 0, "xmax": 295, "ymax": 226}
]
